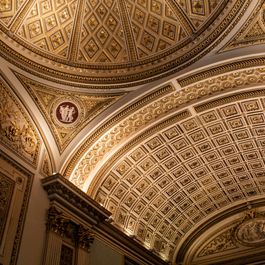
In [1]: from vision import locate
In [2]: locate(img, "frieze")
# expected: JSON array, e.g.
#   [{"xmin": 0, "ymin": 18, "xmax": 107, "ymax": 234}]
[
  {"xmin": 178, "ymin": 58, "xmax": 265, "ymax": 87},
  {"xmin": 195, "ymin": 89, "xmax": 265, "ymax": 113}
]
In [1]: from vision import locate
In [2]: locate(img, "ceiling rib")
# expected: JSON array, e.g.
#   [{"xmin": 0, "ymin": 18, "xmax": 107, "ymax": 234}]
[
  {"xmin": 9, "ymin": 0, "xmax": 36, "ymax": 33},
  {"xmin": 117, "ymin": 0, "xmax": 138, "ymax": 62},
  {"xmin": 165, "ymin": 0, "xmax": 196, "ymax": 35},
  {"xmin": 68, "ymin": 0, "xmax": 86, "ymax": 62}
]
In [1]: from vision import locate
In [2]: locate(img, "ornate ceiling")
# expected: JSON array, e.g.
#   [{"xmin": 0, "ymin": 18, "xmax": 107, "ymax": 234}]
[
  {"xmin": 2, "ymin": 0, "xmax": 265, "ymax": 264},
  {"xmin": 0, "ymin": 0, "xmax": 253, "ymax": 86}
]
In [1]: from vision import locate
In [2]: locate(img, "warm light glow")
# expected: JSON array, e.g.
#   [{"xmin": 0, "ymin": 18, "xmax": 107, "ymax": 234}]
[
  {"xmin": 143, "ymin": 242, "xmax": 152, "ymax": 250},
  {"xmin": 160, "ymin": 253, "xmax": 168, "ymax": 262},
  {"xmin": 124, "ymin": 228, "xmax": 134, "ymax": 237}
]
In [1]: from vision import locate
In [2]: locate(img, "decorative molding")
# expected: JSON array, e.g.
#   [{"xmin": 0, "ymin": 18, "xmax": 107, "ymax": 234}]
[
  {"xmin": 46, "ymin": 206, "xmax": 94, "ymax": 250},
  {"xmin": 199, "ymin": 227, "xmax": 237, "ymax": 257},
  {"xmin": 64, "ymin": 84, "xmax": 174, "ymax": 181},
  {"xmin": 0, "ymin": 173, "xmax": 15, "ymax": 243},
  {"xmin": 41, "ymin": 150, "xmax": 52, "ymax": 177},
  {"xmin": 178, "ymin": 58, "xmax": 265, "ymax": 87},
  {"xmin": 195, "ymin": 89, "xmax": 265, "ymax": 113},
  {"xmin": 221, "ymin": 0, "xmax": 265, "ymax": 52},
  {"xmin": 68, "ymin": 65, "xmax": 265, "ymax": 188},
  {"xmin": 87, "ymin": 96, "xmax": 265, "ymax": 261},
  {"xmin": 234, "ymin": 210, "xmax": 265, "ymax": 247},
  {"xmin": 0, "ymin": 150, "xmax": 33, "ymax": 265},
  {"xmin": 0, "ymin": 0, "xmax": 251, "ymax": 85},
  {"xmin": 89, "ymin": 109, "xmax": 190, "ymax": 194},
  {"xmin": 175, "ymin": 202, "xmax": 265, "ymax": 264},
  {"xmin": 183, "ymin": 209, "xmax": 265, "ymax": 265},
  {"xmin": 42, "ymin": 173, "xmax": 111, "ymax": 224}
]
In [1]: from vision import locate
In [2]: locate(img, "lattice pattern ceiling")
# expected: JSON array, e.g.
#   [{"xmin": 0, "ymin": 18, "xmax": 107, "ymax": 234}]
[
  {"xmin": 89, "ymin": 97, "xmax": 265, "ymax": 261},
  {"xmin": 0, "ymin": 0, "xmax": 250, "ymax": 84}
]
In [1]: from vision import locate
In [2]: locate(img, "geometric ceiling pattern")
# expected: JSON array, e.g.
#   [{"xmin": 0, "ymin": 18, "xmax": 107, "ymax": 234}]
[
  {"xmin": 2, "ymin": 0, "xmax": 265, "ymax": 264},
  {"xmin": 16, "ymin": 0, "xmax": 78, "ymax": 58},
  {"xmin": 90, "ymin": 97, "xmax": 265, "ymax": 262},
  {"xmin": 0, "ymin": 0, "xmax": 252, "ymax": 85},
  {"xmin": 67, "ymin": 65, "xmax": 265, "ymax": 189}
]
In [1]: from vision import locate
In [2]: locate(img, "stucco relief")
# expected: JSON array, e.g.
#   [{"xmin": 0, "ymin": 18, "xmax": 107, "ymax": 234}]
[
  {"xmin": 199, "ymin": 228, "xmax": 236, "ymax": 257},
  {"xmin": 55, "ymin": 102, "xmax": 79, "ymax": 124},
  {"xmin": 0, "ymin": 77, "xmax": 40, "ymax": 165},
  {"xmin": 235, "ymin": 218, "xmax": 265, "ymax": 246},
  {"xmin": 53, "ymin": 100, "xmax": 80, "ymax": 126},
  {"xmin": 0, "ymin": 153, "xmax": 33, "ymax": 265}
]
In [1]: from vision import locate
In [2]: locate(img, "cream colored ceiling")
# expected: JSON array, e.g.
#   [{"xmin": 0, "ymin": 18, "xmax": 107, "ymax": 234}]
[{"xmin": 2, "ymin": 0, "xmax": 265, "ymax": 265}]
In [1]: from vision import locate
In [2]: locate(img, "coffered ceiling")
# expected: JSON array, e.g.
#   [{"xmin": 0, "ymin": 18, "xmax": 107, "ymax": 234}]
[{"xmin": 1, "ymin": 0, "xmax": 265, "ymax": 264}]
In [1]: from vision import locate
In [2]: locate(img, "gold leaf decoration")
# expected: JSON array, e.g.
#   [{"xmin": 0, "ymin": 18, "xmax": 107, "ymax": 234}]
[
  {"xmin": 223, "ymin": 2, "xmax": 265, "ymax": 51},
  {"xmin": 0, "ymin": 75, "xmax": 40, "ymax": 165}
]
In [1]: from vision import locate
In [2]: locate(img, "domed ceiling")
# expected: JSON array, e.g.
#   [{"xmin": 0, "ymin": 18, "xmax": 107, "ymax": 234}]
[
  {"xmin": 2, "ymin": 0, "xmax": 265, "ymax": 265},
  {"xmin": 0, "ymin": 0, "xmax": 250, "ymax": 86}
]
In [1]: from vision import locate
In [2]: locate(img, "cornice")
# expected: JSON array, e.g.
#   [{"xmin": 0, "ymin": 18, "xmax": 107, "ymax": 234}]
[{"xmin": 42, "ymin": 173, "xmax": 111, "ymax": 224}]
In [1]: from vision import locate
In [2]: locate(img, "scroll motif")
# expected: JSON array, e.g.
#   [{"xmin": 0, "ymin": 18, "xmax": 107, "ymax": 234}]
[{"xmin": 199, "ymin": 228, "xmax": 237, "ymax": 257}]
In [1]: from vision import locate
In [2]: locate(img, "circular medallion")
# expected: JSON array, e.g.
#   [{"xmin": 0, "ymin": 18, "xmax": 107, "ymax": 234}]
[
  {"xmin": 235, "ymin": 218, "xmax": 265, "ymax": 246},
  {"xmin": 53, "ymin": 100, "xmax": 81, "ymax": 127}
]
